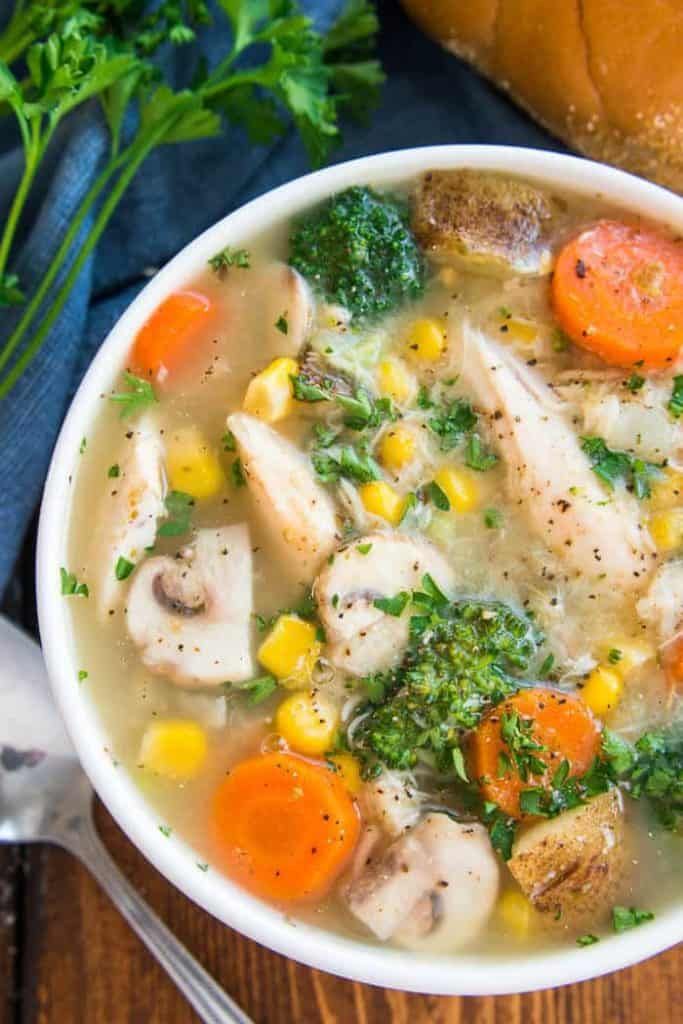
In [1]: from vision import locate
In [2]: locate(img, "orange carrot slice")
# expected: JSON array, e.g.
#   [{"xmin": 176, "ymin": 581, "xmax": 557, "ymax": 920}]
[
  {"xmin": 132, "ymin": 290, "xmax": 214, "ymax": 381},
  {"xmin": 552, "ymin": 220, "xmax": 683, "ymax": 369},
  {"xmin": 469, "ymin": 688, "xmax": 600, "ymax": 819},
  {"xmin": 210, "ymin": 752, "xmax": 360, "ymax": 902}
]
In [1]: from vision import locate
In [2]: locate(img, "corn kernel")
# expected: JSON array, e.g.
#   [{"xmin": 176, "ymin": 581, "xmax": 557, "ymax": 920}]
[
  {"xmin": 433, "ymin": 466, "xmax": 479, "ymax": 514},
  {"xmin": 275, "ymin": 690, "xmax": 339, "ymax": 757},
  {"xmin": 359, "ymin": 480, "xmax": 406, "ymax": 526},
  {"xmin": 649, "ymin": 468, "xmax": 683, "ymax": 511},
  {"xmin": 328, "ymin": 753, "xmax": 362, "ymax": 795},
  {"xmin": 581, "ymin": 665, "xmax": 624, "ymax": 718},
  {"xmin": 405, "ymin": 318, "xmax": 447, "ymax": 363},
  {"xmin": 139, "ymin": 718, "xmax": 208, "ymax": 780},
  {"xmin": 498, "ymin": 890, "xmax": 533, "ymax": 937},
  {"xmin": 167, "ymin": 426, "xmax": 224, "ymax": 500},
  {"xmin": 376, "ymin": 358, "xmax": 416, "ymax": 404},
  {"xmin": 243, "ymin": 357, "xmax": 298, "ymax": 423},
  {"xmin": 258, "ymin": 614, "xmax": 321, "ymax": 689},
  {"xmin": 379, "ymin": 426, "xmax": 416, "ymax": 472},
  {"xmin": 601, "ymin": 639, "xmax": 655, "ymax": 678},
  {"xmin": 648, "ymin": 508, "xmax": 683, "ymax": 552},
  {"xmin": 505, "ymin": 318, "xmax": 538, "ymax": 347}
]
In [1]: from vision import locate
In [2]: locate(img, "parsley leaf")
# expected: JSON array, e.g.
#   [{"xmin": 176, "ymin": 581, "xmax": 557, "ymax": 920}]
[
  {"xmin": 625, "ymin": 373, "xmax": 645, "ymax": 393},
  {"xmin": 221, "ymin": 430, "xmax": 236, "ymax": 451},
  {"xmin": 577, "ymin": 934, "xmax": 600, "ymax": 946},
  {"xmin": 312, "ymin": 443, "xmax": 381, "ymax": 485},
  {"xmin": 60, "ymin": 567, "xmax": 89, "ymax": 597},
  {"xmin": 107, "ymin": 463, "xmax": 121, "ymax": 478},
  {"xmin": 428, "ymin": 480, "xmax": 451, "ymax": 511},
  {"xmin": 580, "ymin": 436, "xmax": 661, "ymax": 499},
  {"xmin": 373, "ymin": 592, "xmax": 410, "ymax": 617},
  {"xmin": 114, "ymin": 555, "xmax": 135, "ymax": 581},
  {"xmin": 275, "ymin": 313, "xmax": 288, "ymax": 334},
  {"xmin": 668, "ymin": 376, "xmax": 683, "ymax": 418},
  {"xmin": 484, "ymin": 508, "xmax": 503, "ymax": 529},
  {"xmin": 110, "ymin": 372, "xmax": 157, "ymax": 419},
  {"xmin": 157, "ymin": 490, "xmax": 194, "ymax": 537},
  {"xmin": 428, "ymin": 398, "xmax": 477, "ymax": 450},
  {"xmin": 243, "ymin": 674, "xmax": 278, "ymax": 705},
  {"xmin": 231, "ymin": 457, "xmax": 246, "ymax": 487},
  {"xmin": 208, "ymin": 246, "xmax": 250, "ymax": 273},
  {"xmin": 465, "ymin": 433, "xmax": 498, "ymax": 472},
  {"xmin": 612, "ymin": 906, "xmax": 654, "ymax": 933}
]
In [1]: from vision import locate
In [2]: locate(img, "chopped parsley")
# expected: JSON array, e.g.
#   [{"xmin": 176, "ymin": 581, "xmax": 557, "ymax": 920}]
[
  {"xmin": 110, "ymin": 372, "xmax": 157, "ymax": 419},
  {"xmin": 79, "ymin": 437, "xmax": 87, "ymax": 455},
  {"xmin": 580, "ymin": 436, "xmax": 661, "ymax": 499},
  {"xmin": 465, "ymin": 433, "xmax": 498, "ymax": 471},
  {"xmin": 428, "ymin": 480, "xmax": 450, "ymax": 511},
  {"xmin": 668, "ymin": 376, "xmax": 683, "ymax": 418},
  {"xmin": 158, "ymin": 825, "xmax": 173, "ymax": 838},
  {"xmin": 275, "ymin": 313, "xmax": 288, "ymax": 334},
  {"xmin": 157, "ymin": 490, "xmax": 194, "ymax": 537},
  {"xmin": 78, "ymin": 670, "xmax": 88, "ymax": 683},
  {"xmin": 427, "ymin": 397, "xmax": 477, "ymax": 450},
  {"xmin": 221, "ymin": 430, "xmax": 236, "ymax": 451},
  {"xmin": 231, "ymin": 457, "xmax": 246, "ymax": 487},
  {"xmin": 60, "ymin": 568, "xmax": 89, "ymax": 597},
  {"xmin": 625, "ymin": 373, "xmax": 645, "ymax": 393},
  {"xmin": 607, "ymin": 648, "xmax": 623, "ymax": 665},
  {"xmin": 312, "ymin": 443, "xmax": 381, "ymax": 485},
  {"xmin": 577, "ymin": 934, "xmax": 600, "ymax": 947},
  {"xmin": 373, "ymin": 592, "xmax": 410, "ymax": 617},
  {"xmin": 356, "ymin": 543, "xmax": 372, "ymax": 555},
  {"xmin": 484, "ymin": 508, "xmax": 503, "ymax": 529},
  {"xmin": 208, "ymin": 246, "xmax": 250, "ymax": 274},
  {"xmin": 107, "ymin": 463, "xmax": 121, "ymax": 478},
  {"xmin": 114, "ymin": 556, "xmax": 135, "ymax": 581},
  {"xmin": 499, "ymin": 711, "xmax": 548, "ymax": 781},
  {"xmin": 243, "ymin": 675, "xmax": 278, "ymax": 705},
  {"xmin": 612, "ymin": 906, "xmax": 655, "ymax": 933}
]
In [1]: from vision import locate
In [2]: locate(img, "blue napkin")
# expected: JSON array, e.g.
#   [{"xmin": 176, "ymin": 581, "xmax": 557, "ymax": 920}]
[{"xmin": 0, "ymin": 0, "xmax": 562, "ymax": 598}]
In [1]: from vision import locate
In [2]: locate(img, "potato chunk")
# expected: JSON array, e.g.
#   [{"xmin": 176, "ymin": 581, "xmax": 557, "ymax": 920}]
[
  {"xmin": 412, "ymin": 169, "xmax": 555, "ymax": 275},
  {"xmin": 508, "ymin": 789, "xmax": 625, "ymax": 929}
]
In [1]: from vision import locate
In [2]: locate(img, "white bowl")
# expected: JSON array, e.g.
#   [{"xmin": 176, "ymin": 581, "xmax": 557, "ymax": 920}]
[{"xmin": 37, "ymin": 145, "xmax": 683, "ymax": 994}]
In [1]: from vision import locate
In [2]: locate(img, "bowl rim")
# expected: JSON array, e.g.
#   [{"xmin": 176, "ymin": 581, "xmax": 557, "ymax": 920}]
[{"xmin": 37, "ymin": 144, "xmax": 683, "ymax": 995}]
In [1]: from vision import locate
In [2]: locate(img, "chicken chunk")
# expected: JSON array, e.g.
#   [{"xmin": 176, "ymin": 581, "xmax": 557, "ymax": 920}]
[
  {"xmin": 315, "ymin": 531, "xmax": 456, "ymax": 675},
  {"xmin": 126, "ymin": 525, "xmax": 254, "ymax": 687},
  {"xmin": 413, "ymin": 169, "xmax": 555, "ymax": 276},
  {"xmin": 637, "ymin": 561, "xmax": 683, "ymax": 645},
  {"xmin": 346, "ymin": 813, "xmax": 500, "ymax": 952},
  {"xmin": 92, "ymin": 416, "xmax": 166, "ymax": 619},
  {"xmin": 459, "ymin": 325, "xmax": 654, "ymax": 591},
  {"xmin": 359, "ymin": 772, "xmax": 423, "ymax": 839},
  {"xmin": 227, "ymin": 412, "xmax": 339, "ymax": 584},
  {"xmin": 508, "ymin": 789, "xmax": 625, "ymax": 929}
]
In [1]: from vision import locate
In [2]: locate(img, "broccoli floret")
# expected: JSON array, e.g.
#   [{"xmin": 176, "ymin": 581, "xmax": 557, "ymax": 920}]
[
  {"xmin": 351, "ymin": 600, "xmax": 539, "ymax": 775},
  {"xmin": 288, "ymin": 186, "xmax": 425, "ymax": 321}
]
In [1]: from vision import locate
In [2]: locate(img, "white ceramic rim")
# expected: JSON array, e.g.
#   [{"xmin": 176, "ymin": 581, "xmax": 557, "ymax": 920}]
[{"xmin": 37, "ymin": 145, "xmax": 683, "ymax": 995}]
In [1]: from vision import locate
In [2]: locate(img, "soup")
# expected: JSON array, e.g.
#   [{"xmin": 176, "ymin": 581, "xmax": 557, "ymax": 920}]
[{"xmin": 65, "ymin": 169, "xmax": 683, "ymax": 956}]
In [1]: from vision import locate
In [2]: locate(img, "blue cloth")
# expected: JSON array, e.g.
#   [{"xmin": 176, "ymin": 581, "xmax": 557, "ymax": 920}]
[{"xmin": 0, "ymin": 0, "xmax": 563, "ymax": 597}]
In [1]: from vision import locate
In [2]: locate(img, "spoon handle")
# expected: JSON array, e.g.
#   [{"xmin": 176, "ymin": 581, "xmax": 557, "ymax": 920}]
[{"xmin": 62, "ymin": 812, "xmax": 253, "ymax": 1024}]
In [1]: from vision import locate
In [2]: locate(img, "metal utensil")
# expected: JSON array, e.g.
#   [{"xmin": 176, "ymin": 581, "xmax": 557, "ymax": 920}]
[{"xmin": 0, "ymin": 615, "xmax": 253, "ymax": 1024}]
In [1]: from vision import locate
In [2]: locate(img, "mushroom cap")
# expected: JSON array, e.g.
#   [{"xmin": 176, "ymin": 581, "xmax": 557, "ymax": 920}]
[{"xmin": 126, "ymin": 524, "xmax": 255, "ymax": 687}]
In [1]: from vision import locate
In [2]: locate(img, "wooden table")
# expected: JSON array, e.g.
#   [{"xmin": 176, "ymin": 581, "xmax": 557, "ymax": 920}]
[{"xmin": 1, "ymin": 545, "xmax": 681, "ymax": 1023}]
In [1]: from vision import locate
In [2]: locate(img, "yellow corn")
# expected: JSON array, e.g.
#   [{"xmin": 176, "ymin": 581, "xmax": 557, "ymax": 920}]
[
  {"xmin": 359, "ymin": 480, "xmax": 406, "ymax": 526},
  {"xmin": 498, "ymin": 890, "xmax": 533, "ymax": 937},
  {"xmin": 166, "ymin": 426, "xmax": 224, "ymax": 500},
  {"xmin": 601, "ymin": 639, "xmax": 655, "ymax": 678},
  {"xmin": 139, "ymin": 718, "xmax": 208, "ymax": 780},
  {"xmin": 405, "ymin": 318, "xmax": 447, "ymax": 363},
  {"xmin": 433, "ymin": 466, "xmax": 478, "ymax": 514},
  {"xmin": 649, "ymin": 468, "xmax": 683, "ymax": 511},
  {"xmin": 242, "ymin": 356, "xmax": 298, "ymax": 423},
  {"xmin": 275, "ymin": 690, "xmax": 339, "ymax": 757},
  {"xmin": 376, "ymin": 358, "xmax": 416, "ymax": 404},
  {"xmin": 504, "ymin": 318, "xmax": 538, "ymax": 347},
  {"xmin": 581, "ymin": 665, "xmax": 624, "ymax": 718},
  {"xmin": 258, "ymin": 614, "xmax": 321, "ymax": 689},
  {"xmin": 648, "ymin": 508, "xmax": 683, "ymax": 552},
  {"xmin": 327, "ymin": 753, "xmax": 362, "ymax": 795},
  {"xmin": 379, "ymin": 426, "xmax": 416, "ymax": 472}
]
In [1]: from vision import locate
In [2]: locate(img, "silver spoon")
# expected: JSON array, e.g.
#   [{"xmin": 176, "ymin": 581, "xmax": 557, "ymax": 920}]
[{"xmin": 0, "ymin": 614, "xmax": 253, "ymax": 1024}]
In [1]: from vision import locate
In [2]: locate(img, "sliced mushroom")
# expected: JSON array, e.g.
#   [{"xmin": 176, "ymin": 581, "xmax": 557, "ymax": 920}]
[
  {"xmin": 315, "ymin": 531, "xmax": 456, "ymax": 675},
  {"xmin": 345, "ymin": 813, "xmax": 500, "ymax": 952},
  {"xmin": 126, "ymin": 525, "xmax": 255, "ymax": 687},
  {"xmin": 508, "ymin": 789, "xmax": 625, "ymax": 929},
  {"xmin": 412, "ymin": 170, "xmax": 556, "ymax": 276},
  {"xmin": 227, "ymin": 412, "xmax": 339, "ymax": 584},
  {"xmin": 92, "ymin": 415, "xmax": 166, "ymax": 620}
]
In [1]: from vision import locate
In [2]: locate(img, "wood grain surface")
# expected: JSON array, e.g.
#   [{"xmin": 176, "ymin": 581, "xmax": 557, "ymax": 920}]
[{"xmin": 0, "ymin": 800, "xmax": 681, "ymax": 1024}]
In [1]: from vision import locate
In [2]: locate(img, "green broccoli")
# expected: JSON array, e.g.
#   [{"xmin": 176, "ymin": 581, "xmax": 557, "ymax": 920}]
[
  {"xmin": 288, "ymin": 186, "xmax": 425, "ymax": 321},
  {"xmin": 350, "ymin": 599, "xmax": 539, "ymax": 775}
]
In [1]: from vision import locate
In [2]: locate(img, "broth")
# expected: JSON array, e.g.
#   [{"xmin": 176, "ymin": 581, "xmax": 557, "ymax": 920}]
[{"xmin": 66, "ymin": 170, "xmax": 683, "ymax": 956}]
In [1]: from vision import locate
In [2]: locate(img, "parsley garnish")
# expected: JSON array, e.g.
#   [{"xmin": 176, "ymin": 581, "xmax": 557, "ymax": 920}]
[
  {"xmin": 60, "ymin": 568, "xmax": 89, "ymax": 597},
  {"xmin": 373, "ymin": 592, "xmax": 410, "ymax": 617},
  {"xmin": 356, "ymin": 543, "xmax": 372, "ymax": 555},
  {"xmin": 428, "ymin": 397, "xmax": 477, "ymax": 450},
  {"xmin": 499, "ymin": 711, "xmax": 548, "ymax": 781},
  {"xmin": 208, "ymin": 246, "xmax": 251, "ymax": 273},
  {"xmin": 243, "ymin": 675, "xmax": 278, "ymax": 705},
  {"xmin": 607, "ymin": 648, "xmax": 623, "ymax": 665},
  {"xmin": 484, "ymin": 508, "xmax": 503, "ymax": 529},
  {"xmin": 465, "ymin": 433, "xmax": 498, "ymax": 471},
  {"xmin": 114, "ymin": 556, "xmax": 135, "ymax": 581},
  {"xmin": 625, "ymin": 373, "xmax": 645, "ymax": 393},
  {"xmin": 221, "ymin": 431, "xmax": 236, "ymax": 451},
  {"xmin": 110, "ymin": 372, "xmax": 157, "ymax": 419},
  {"xmin": 275, "ymin": 313, "xmax": 288, "ymax": 334},
  {"xmin": 79, "ymin": 437, "xmax": 87, "ymax": 455},
  {"xmin": 312, "ymin": 443, "xmax": 381, "ymax": 485},
  {"xmin": 612, "ymin": 906, "xmax": 654, "ymax": 933},
  {"xmin": 157, "ymin": 490, "xmax": 194, "ymax": 537},
  {"xmin": 428, "ymin": 480, "xmax": 451, "ymax": 511},
  {"xmin": 668, "ymin": 376, "xmax": 683, "ymax": 418},
  {"xmin": 577, "ymin": 934, "xmax": 600, "ymax": 946},
  {"xmin": 78, "ymin": 670, "xmax": 88, "ymax": 683},
  {"xmin": 107, "ymin": 463, "xmax": 121, "ymax": 478},
  {"xmin": 580, "ymin": 436, "xmax": 661, "ymax": 499},
  {"xmin": 231, "ymin": 458, "xmax": 246, "ymax": 488},
  {"xmin": 158, "ymin": 825, "xmax": 172, "ymax": 838}
]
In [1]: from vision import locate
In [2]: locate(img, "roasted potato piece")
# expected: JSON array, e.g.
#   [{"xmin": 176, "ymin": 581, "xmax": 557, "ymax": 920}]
[
  {"xmin": 412, "ymin": 169, "xmax": 555, "ymax": 275},
  {"xmin": 508, "ymin": 789, "xmax": 625, "ymax": 930}
]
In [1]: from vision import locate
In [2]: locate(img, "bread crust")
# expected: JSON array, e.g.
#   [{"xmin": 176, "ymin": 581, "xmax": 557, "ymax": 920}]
[{"xmin": 401, "ymin": 0, "xmax": 683, "ymax": 193}]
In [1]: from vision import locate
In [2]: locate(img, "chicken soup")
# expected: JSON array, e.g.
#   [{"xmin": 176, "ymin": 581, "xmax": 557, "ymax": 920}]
[{"xmin": 65, "ymin": 170, "xmax": 683, "ymax": 955}]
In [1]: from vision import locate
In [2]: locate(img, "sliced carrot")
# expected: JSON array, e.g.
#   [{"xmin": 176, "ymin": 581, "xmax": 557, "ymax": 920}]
[
  {"xmin": 468, "ymin": 688, "xmax": 600, "ymax": 820},
  {"xmin": 131, "ymin": 290, "xmax": 214, "ymax": 381},
  {"xmin": 661, "ymin": 637, "xmax": 683, "ymax": 704},
  {"xmin": 551, "ymin": 220, "xmax": 683, "ymax": 369},
  {"xmin": 210, "ymin": 752, "xmax": 360, "ymax": 903}
]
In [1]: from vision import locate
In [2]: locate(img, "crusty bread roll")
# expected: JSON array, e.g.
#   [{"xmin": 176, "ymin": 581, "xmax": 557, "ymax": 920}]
[{"xmin": 401, "ymin": 0, "xmax": 683, "ymax": 193}]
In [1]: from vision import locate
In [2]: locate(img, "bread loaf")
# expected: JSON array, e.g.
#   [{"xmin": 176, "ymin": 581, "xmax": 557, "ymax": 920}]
[{"xmin": 401, "ymin": 0, "xmax": 683, "ymax": 193}]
